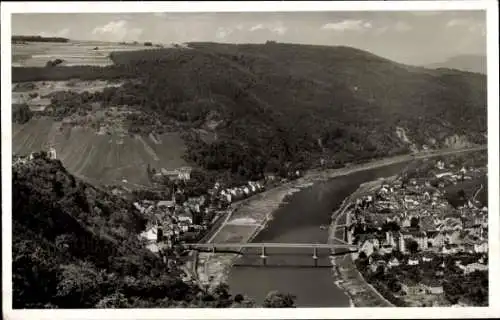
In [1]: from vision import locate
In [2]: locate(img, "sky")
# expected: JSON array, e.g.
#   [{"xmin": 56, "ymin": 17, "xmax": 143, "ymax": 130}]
[{"xmin": 11, "ymin": 10, "xmax": 486, "ymax": 65}]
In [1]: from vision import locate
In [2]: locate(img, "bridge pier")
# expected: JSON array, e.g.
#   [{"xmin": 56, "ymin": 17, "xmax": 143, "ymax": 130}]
[
  {"xmin": 312, "ymin": 247, "xmax": 318, "ymax": 267},
  {"xmin": 260, "ymin": 246, "xmax": 267, "ymax": 265}
]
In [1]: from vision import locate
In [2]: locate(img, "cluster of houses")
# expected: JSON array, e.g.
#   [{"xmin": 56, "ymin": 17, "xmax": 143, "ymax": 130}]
[
  {"xmin": 135, "ymin": 192, "xmax": 208, "ymax": 253},
  {"xmin": 150, "ymin": 166, "xmax": 193, "ymax": 183},
  {"xmin": 350, "ymin": 159, "xmax": 488, "ymax": 257},
  {"xmin": 431, "ymin": 160, "xmax": 486, "ymax": 188},
  {"xmin": 210, "ymin": 180, "xmax": 265, "ymax": 205},
  {"xmin": 13, "ymin": 147, "xmax": 58, "ymax": 166},
  {"xmin": 369, "ymin": 252, "xmax": 487, "ymax": 302},
  {"xmin": 348, "ymin": 158, "xmax": 488, "ymax": 304},
  {"xmin": 137, "ymin": 178, "xmax": 267, "ymax": 253}
]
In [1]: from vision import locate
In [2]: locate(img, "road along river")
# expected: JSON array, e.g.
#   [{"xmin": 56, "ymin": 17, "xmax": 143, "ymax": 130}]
[{"xmin": 227, "ymin": 161, "xmax": 410, "ymax": 307}]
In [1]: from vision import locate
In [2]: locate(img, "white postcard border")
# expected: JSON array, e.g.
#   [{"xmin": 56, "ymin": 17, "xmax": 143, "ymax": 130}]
[{"xmin": 2, "ymin": 1, "xmax": 499, "ymax": 319}]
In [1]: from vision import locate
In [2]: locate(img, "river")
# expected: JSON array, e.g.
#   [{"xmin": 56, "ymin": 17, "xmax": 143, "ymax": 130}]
[{"xmin": 227, "ymin": 161, "xmax": 411, "ymax": 307}]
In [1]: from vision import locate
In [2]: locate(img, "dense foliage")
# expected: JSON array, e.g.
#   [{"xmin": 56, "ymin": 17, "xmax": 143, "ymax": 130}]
[
  {"xmin": 12, "ymin": 156, "xmax": 258, "ymax": 308},
  {"xmin": 12, "ymin": 103, "xmax": 33, "ymax": 124},
  {"xmin": 356, "ymin": 251, "xmax": 488, "ymax": 306},
  {"xmin": 12, "ymin": 35, "xmax": 69, "ymax": 43},
  {"xmin": 12, "ymin": 42, "xmax": 486, "ymax": 181}
]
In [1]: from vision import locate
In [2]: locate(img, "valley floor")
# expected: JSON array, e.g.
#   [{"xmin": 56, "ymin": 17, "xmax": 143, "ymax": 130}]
[{"xmin": 193, "ymin": 145, "xmax": 486, "ymax": 305}]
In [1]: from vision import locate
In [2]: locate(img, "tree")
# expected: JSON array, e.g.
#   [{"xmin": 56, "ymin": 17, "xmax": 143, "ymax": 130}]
[
  {"xmin": 234, "ymin": 294, "xmax": 244, "ymax": 303},
  {"xmin": 55, "ymin": 262, "xmax": 105, "ymax": 308},
  {"xmin": 410, "ymin": 217, "xmax": 420, "ymax": 229},
  {"xmin": 212, "ymin": 283, "xmax": 232, "ymax": 307},
  {"xmin": 95, "ymin": 292, "xmax": 129, "ymax": 308},
  {"xmin": 458, "ymin": 189, "xmax": 466, "ymax": 199},
  {"xmin": 231, "ymin": 294, "xmax": 255, "ymax": 308},
  {"xmin": 382, "ymin": 221, "xmax": 400, "ymax": 232},
  {"xmin": 12, "ymin": 104, "xmax": 33, "ymax": 124},
  {"xmin": 443, "ymin": 279, "xmax": 464, "ymax": 304},
  {"xmin": 374, "ymin": 265, "xmax": 385, "ymax": 279},
  {"xmin": 407, "ymin": 240, "xmax": 419, "ymax": 254},
  {"xmin": 387, "ymin": 278, "xmax": 402, "ymax": 293},
  {"xmin": 263, "ymin": 290, "xmax": 296, "ymax": 308}
]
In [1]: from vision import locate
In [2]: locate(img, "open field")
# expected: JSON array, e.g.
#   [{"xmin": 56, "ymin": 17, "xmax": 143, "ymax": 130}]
[
  {"xmin": 12, "ymin": 79, "xmax": 125, "ymax": 111},
  {"xmin": 12, "ymin": 40, "xmax": 159, "ymax": 67},
  {"xmin": 12, "ymin": 118, "xmax": 189, "ymax": 186}
]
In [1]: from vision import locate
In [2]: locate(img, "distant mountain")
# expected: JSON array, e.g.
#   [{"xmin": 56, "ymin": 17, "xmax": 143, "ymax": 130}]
[
  {"xmin": 426, "ymin": 54, "xmax": 486, "ymax": 75},
  {"xmin": 12, "ymin": 35, "xmax": 70, "ymax": 43}
]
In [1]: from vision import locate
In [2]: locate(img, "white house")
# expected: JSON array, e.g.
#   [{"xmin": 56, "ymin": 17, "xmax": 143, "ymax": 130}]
[
  {"xmin": 436, "ymin": 160, "xmax": 445, "ymax": 170},
  {"xmin": 360, "ymin": 238, "xmax": 380, "ymax": 257},
  {"xmin": 140, "ymin": 226, "xmax": 159, "ymax": 243},
  {"xmin": 177, "ymin": 214, "xmax": 193, "ymax": 225},
  {"xmin": 422, "ymin": 256, "xmax": 433, "ymax": 263},
  {"xmin": 425, "ymin": 284, "xmax": 444, "ymax": 295},
  {"xmin": 461, "ymin": 262, "xmax": 488, "ymax": 275},
  {"xmin": 388, "ymin": 257, "xmax": 400, "ymax": 268},
  {"xmin": 243, "ymin": 186, "xmax": 250, "ymax": 195},
  {"xmin": 48, "ymin": 147, "xmax": 57, "ymax": 159},
  {"xmin": 435, "ymin": 172, "xmax": 452, "ymax": 179},
  {"xmin": 158, "ymin": 200, "xmax": 175, "ymax": 209},
  {"xmin": 474, "ymin": 241, "xmax": 488, "ymax": 253}
]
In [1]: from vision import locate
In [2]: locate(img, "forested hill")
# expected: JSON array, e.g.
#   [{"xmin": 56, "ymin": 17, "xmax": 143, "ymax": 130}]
[
  {"xmin": 12, "ymin": 42, "xmax": 487, "ymax": 182},
  {"xmin": 12, "ymin": 154, "xmax": 250, "ymax": 308}
]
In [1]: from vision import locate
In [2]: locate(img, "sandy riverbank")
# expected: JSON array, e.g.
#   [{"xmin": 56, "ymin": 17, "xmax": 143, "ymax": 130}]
[{"xmin": 196, "ymin": 181, "xmax": 309, "ymax": 290}]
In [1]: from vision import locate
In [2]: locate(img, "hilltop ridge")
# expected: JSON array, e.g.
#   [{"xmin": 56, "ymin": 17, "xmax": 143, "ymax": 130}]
[{"xmin": 12, "ymin": 42, "xmax": 487, "ymax": 185}]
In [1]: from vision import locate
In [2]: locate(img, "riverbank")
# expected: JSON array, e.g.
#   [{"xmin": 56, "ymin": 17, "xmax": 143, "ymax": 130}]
[
  {"xmin": 194, "ymin": 146, "xmax": 486, "ymax": 295},
  {"xmin": 196, "ymin": 181, "xmax": 310, "ymax": 291},
  {"xmin": 328, "ymin": 178, "xmax": 396, "ymax": 307}
]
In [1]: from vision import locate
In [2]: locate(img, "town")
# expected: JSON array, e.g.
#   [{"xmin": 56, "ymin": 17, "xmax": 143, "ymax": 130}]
[
  {"xmin": 13, "ymin": 146, "xmax": 300, "ymax": 259},
  {"xmin": 12, "ymin": 146, "xmax": 489, "ymax": 307},
  {"xmin": 347, "ymin": 154, "xmax": 488, "ymax": 307}
]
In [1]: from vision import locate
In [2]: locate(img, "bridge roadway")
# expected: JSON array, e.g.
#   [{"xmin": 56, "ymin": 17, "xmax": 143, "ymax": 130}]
[
  {"xmin": 184, "ymin": 242, "xmax": 357, "ymax": 250},
  {"xmin": 184, "ymin": 242, "xmax": 357, "ymax": 266}
]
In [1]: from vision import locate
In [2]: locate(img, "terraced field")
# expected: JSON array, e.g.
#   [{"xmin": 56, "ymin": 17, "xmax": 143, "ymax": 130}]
[{"xmin": 13, "ymin": 118, "xmax": 189, "ymax": 186}]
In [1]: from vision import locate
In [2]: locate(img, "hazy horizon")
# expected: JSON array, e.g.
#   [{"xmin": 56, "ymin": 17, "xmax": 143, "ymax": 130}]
[{"xmin": 12, "ymin": 10, "xmax": 486, "ymax": 66}]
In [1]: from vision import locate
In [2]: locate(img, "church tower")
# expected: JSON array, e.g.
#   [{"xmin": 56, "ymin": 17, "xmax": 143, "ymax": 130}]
[{"xmin": 48, "ymin": 147, "xmax": 57, "ymax": 160}]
